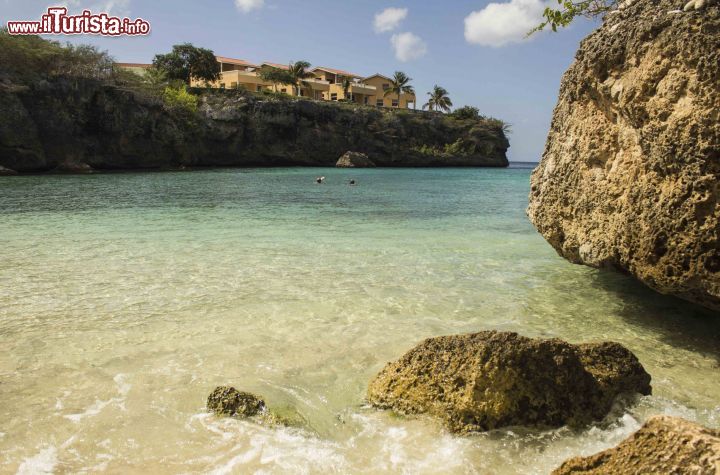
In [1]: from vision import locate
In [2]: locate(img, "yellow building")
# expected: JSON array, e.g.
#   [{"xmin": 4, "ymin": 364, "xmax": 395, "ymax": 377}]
[
  {"xmin": 118, "ymin": 57, "xmax": 416, "ymax": 109},
  {"xmin": 363, "ymin": 74, "xmax": 416, "ymax": 109},
  {"xmin": 310, "ymin": 67, "xmax": 376, "ymax": 106}
]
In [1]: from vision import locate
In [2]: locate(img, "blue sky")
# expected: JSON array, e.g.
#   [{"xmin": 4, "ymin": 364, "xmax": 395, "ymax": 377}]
[{"xmin": 2, "ymin": 0, "xmax": 599, "ymax": 162}]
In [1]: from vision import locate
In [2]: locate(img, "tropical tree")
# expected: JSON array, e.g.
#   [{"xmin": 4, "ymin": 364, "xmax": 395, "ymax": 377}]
[
  {"xmin": 423, "ymin": 85, "xmax": 453, "ymax": 113},
  {"xmin": 383, "ymin": 71, "xmax": 414, "ymax": 108},
  {"xmin": 153, "ymin": 43, "xmax": 220, "ymax": 85},
  {"xmin": 142, "ymin": 66, "xmax": 169, "ymax": 90},
  {"xmin": 342, "ymin": 77, "xmax": 352, "ymax": 102},
  {"xmin": 258, "ymin": 66, "xmax": 294, "ymax": 92},
  {"xmin": 287, "ymin": 60, "xmax": 314, "ymax": 96}
]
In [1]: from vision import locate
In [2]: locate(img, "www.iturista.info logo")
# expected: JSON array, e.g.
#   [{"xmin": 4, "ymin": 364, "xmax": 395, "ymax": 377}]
[{"xmin": 6, "ymin": 7, "xmax": 151, "ymax": 36}]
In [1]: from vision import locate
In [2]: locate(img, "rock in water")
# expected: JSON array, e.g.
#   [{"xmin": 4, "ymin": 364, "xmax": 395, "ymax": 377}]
[
  {"xmin": 367, "ymin": 331, "xmax": 651, "ymax": 433},
  {"xmin": 553, "ymin": 416, "xmax": 720, "ymax": 474},
  {"xmin": 207, "ymin": 386, "xmax": 266, "ymax": 417},
  {"xmin": 0, "ymin": 165, "xmax": 18, "ymax": 176},
  {"xmin": 54, "ymin": 159, "xmax": 94, "ymax": 174},
  {"xmin": 336, "ymin": 151, "xmax": 376, "ymax": 168},
  {"xmin": 527, "ymin": 0, "xmax": 720, "ymax": 310}
]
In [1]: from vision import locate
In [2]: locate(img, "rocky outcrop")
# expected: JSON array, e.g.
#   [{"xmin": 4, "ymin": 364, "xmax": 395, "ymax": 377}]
[
  {"xmin": 0, "ymin": 80, "xmax": 509, "ymax": 173},
  {"xmin": 367, "ymin": 331, "xmax": 651, "ymax": 433},
  {"xmin": 0, "ymin": 165, "xmax": 17, "ymax": 175},
  {"xmin": 336, "ymin": 151, "xmax": 376, "ymax": 168},
  {"xmin": 527, "ymin": 0, "xmax": 720, "ymax": 310},
  {"xmin": 207, "ymin": 386, "xmax": 266, "ymax": 417},
  {"xmin": 553, "ymin": 416, "xmax": 720, "ymax": 474},
  {"xmin": 54, "ymin": 159, "xmax": 93, "ymax": 174}
]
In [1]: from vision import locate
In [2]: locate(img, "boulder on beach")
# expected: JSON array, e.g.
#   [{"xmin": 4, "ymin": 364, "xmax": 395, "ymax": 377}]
[
  {"xmin": 527, "ymin": 0, "xmax": 720, "ymax": 310},
  {"xmin": 207, "ymin": 386, "xmax": 266, "ymax": 417},
  {"xmin": 553, "ymin": 415, "xmax": 720, "ymax": 474},
  {"xmin": 367, "ymin": 331, "xmax": 651, "ymax": 433},
  {"xmin": 336, "ymin": 151, "xmax": 375, "ymax": 168}
]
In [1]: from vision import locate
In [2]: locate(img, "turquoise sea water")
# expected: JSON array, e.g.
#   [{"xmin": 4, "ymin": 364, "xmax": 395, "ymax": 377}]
[{"xmin": 0, "ymin": 166, "xmax": 718, "ymax": 474}]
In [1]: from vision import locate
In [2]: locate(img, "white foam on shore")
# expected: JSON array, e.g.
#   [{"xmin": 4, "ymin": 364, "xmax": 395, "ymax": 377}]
[
  {"xmin": 16, "ymin": 446, "xmax": 58, "ymax": 475},
  {"xmin": 63, "ymin": 373, "xmax": 131, "ymax": 422}
]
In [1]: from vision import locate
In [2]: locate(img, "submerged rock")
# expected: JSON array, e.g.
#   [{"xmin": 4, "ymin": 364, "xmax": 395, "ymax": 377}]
[
  {"xmin": 367, "ymin": 331, "xmax": 651, "ymax": 433},
  {"xmin": 527, "ymin": 0, "xmax": 720, "ymax": 310},
  {"xmin": 553, "ymin": 416, "xmax": 720, "ymax": 474},
  {"xmin": 336, "ymin": 151, "xmax": 376, "ymax": 168},
  {"xmin": 207, "ymin": 386, "xmax": 266, "ymax": 417}
]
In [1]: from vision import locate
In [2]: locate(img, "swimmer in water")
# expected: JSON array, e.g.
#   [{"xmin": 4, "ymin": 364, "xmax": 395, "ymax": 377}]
[
  {"xmin": 316, "ymin": 176, "xmax": 326, "ymax": 184},
  {"xmin": 349, "ymin": 179, "xmax": 356, "ymax": 185}
]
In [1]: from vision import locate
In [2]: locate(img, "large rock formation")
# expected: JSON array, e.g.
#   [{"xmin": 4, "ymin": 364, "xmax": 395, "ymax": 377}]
[
  {"xmin": 527, "ymin": 0, "xmax": 720, "ymax": 310},
  {"xmin": 554, "ymin": 416, "xmax": 720, "ymax": 474},
  {"xmin": 0, "ymin": 79, "xmax": 509, "ymax": 173},
  {"xmin": 367, "ymin": 331, "xmax": 651, "ymax": 433}
]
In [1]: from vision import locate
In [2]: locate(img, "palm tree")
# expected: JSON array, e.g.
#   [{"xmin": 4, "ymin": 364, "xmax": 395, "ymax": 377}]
[
  {"xmin": 342, "ymin": 77, "xmax": 352, "ymax": 102},
  {"xmin": 423, "ymin": 85, "xmax": 453, "ymax": 113},
  {"xmin": 383, "ymin": 71, "xmax": 414, "ymax": 108},
  {"xmin": 287, "ymin": 60, "xmax": 313, "ymax": 97}
]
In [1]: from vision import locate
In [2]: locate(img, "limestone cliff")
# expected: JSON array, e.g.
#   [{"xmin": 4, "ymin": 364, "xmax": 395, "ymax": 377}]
[
  {"xmin": 0, "ymin": 79, "xmax": 509, "ymax": 173},
  {"xmin": 527, "ymin": 0, "xmax": 720, "ymax": 310}
]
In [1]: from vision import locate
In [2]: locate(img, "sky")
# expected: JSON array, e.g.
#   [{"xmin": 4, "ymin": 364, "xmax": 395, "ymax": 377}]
[{"xmin": 1, "ymin": 0, "xmax": 600, "ymax": 162}]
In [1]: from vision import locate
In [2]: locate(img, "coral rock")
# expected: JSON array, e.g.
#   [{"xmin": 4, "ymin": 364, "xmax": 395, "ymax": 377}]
[{"xmin": 367, "ymin": 331, "xmax": 651, "ymax": 433}]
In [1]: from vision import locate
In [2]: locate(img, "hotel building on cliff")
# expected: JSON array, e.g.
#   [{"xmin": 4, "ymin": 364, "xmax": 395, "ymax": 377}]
[{"xmin": 116, "ymin": 56, "xmax": 416, "ymax": 109}]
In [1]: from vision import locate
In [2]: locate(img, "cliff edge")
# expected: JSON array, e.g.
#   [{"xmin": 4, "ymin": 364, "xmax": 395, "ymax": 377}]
[{"xmin": 0, "ymin": 79, "xmax": 509, "ymax": 172}]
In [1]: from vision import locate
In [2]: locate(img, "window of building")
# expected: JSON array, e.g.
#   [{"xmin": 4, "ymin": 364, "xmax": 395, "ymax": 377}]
[
  {"xmin": 281, "ymin": 88, "xmax": 287, "ymax": 93},
  {"xmin": 392, "ymin": 99, "xmax": 399, "ymax": 108},
  {"xmin": 376, "ymin": 99, "xmax": 384, "ymax": 107},
  {"xmin": 382, "ymin": 84, "xmax": 390, "ymax": 91},
  {"xmin": 256, "ymin": 85, "xmax": 262, "ymax": 92},
  {"xmin": 231, "ymin": 82, "xmax": 238, "ymax": 89},
  {"xmin": 220, "ymin": 83, "xmax": 226, "ymax": 89},
  {"xmin": 331, "ymin": 93, "xmax": 338, "ymax": 101},
  {"xmin": 364, "ymin": 97, "xmax": 369, "ymax": 105}
]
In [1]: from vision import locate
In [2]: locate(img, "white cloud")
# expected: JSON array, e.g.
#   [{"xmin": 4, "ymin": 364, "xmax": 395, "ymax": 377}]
[
  {"xmin": 464, "ymin": 0, "xmax": 549, "ymax": 47},
  {"xmin": 235, "ymin": 0, "xmax": 264, "ymax": 13},
  {"xmin": 390, "ymin": 32, "xmax": 427, "ymax": 62},
  {"xmin": 374, "ymin": 7, "xmax": 408, "ymax": 33}
]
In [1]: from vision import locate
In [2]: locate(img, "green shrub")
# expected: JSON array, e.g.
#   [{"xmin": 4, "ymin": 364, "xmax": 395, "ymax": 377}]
[
  {"xmin": 414, "ymin": 138, "xmax": 475, "ymax": 158},
  {"xmin": 162, "ymin": 85, "xmax": 198, "ymax": 113},
  {"xmin": 451, "ymin": 106, "xmax": 480, "ymax": 120}
]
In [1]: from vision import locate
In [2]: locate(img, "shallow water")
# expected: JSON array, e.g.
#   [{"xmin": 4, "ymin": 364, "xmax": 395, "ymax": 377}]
[{"xmin": 1, "ymin": 166, "xmax": 718, "ymax": 474}]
